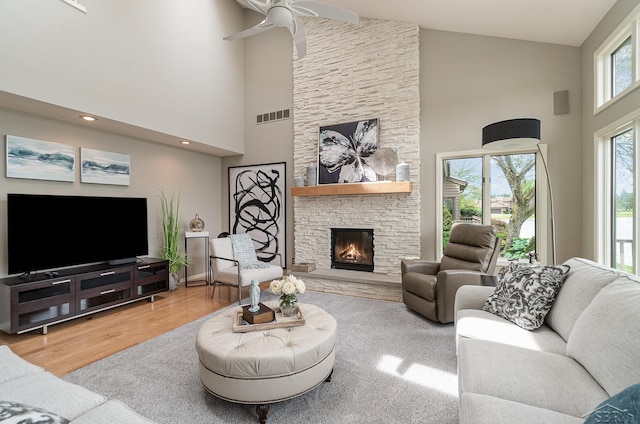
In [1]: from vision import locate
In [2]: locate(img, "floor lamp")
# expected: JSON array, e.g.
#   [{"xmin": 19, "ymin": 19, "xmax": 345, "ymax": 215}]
[{"xmin": 481, "ymin": 118, "xmax": 556, "ymax": 265}]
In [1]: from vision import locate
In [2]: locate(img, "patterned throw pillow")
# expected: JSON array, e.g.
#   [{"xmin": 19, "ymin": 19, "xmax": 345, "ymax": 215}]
[
  {"xmin": 0, "ymin": 401, "xmax": 69, "ymax": 423},
  {"xmin": 483, "ymin": 262, "xmax": 571, "ymax": 330}
]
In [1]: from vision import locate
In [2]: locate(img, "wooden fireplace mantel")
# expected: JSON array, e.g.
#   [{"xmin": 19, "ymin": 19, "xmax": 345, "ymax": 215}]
[{"xmin": 291, "ymin": 181, "xmax": 412, "ymax": 197}]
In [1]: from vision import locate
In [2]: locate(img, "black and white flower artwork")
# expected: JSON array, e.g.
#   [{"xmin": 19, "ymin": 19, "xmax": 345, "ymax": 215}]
[{"xmin": 318, "ymin": 119, "xmax": 379, "ymax": 184}]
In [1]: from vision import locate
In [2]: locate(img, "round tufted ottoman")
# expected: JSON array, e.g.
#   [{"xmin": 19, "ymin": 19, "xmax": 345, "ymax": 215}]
[{"xmin": 196, "ymin": 302, "xmax": 337, "ymax": 423}]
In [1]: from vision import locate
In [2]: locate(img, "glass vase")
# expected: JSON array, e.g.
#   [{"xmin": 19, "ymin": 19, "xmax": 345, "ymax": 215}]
[
  {"xmin": 189, "ymin": 214, "xmax": 205, "ymax": 232},
  {"xmin": 279, "ymin": 295, "xmax": 298, "ymax": 317}
]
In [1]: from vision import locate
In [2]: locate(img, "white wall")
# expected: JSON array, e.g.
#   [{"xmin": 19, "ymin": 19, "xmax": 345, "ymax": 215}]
[
  {"xmin": 0, "ymin": 108, "xmax": 221, "ymax": 278},
  {"xmin": 420, "ymin": 29, "xmax": 583, "ymax": 263},
  {"xmin": 221, "ymin": 11, "xmax": 295, "ymax": 265},
  {"xmin": 0, "ymin": 0, "xmax": 245, "ymax": 153},
  {"xmin": 580, "ymin": 0, "xmax": 640, "ymax": 260}
]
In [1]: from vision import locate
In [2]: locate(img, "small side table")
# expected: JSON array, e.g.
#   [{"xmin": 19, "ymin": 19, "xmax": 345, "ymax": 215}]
[
  {"xmin": 481, "ymin": 275, "xmax": 500, "ymax": 287},
  {"xmin": 185, "ymin": 231, "xmax": 210, "ymax": 288}
]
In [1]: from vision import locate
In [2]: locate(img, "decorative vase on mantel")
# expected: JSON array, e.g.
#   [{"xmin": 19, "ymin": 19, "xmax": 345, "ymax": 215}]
[{"xmin": 169, "ymin": 272, "xmax": 180, "ymax": 291}]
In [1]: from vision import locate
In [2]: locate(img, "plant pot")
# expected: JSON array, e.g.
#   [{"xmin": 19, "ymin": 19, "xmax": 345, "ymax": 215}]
[{"xmin": 169, "ymin": 272, "xmax": 180, "ymax": 291}]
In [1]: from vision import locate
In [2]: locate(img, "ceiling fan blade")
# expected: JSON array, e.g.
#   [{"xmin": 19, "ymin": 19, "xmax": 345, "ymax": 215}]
[
  {"xmin": 289, "ymin": 16, "xmax": 307, "ymax": 59},
  {"xmin": 224, "ymin": 18, "xmax": 275, "ymax": 41},
  {"xmin": 234, "ymin": 0, "xmax": 270, "ymax": 15},
  {"xmin": 290, "ymin": 0, "xmax": 359, "ymax": 25}
]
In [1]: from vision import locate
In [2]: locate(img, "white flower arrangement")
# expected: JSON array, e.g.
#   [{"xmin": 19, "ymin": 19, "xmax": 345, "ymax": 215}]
[{"xmin": 270, "ymin": 274, "xmax": 306, "ymax": 296}]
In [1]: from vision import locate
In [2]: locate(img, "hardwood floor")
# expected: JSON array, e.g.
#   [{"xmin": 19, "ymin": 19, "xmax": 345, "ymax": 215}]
[{"xmin": 0, "ymin": 281, "xmax": 261, "ymax": 377}]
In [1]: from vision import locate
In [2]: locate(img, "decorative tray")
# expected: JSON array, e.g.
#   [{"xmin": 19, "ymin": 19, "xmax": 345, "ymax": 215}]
[{"xmin": 232, "ymin": 306, "xmax": 305, "ymax": 333}]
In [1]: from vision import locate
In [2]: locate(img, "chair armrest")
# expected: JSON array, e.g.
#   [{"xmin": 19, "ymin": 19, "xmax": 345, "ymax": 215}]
[
  {"xmin": 401, "ymin": 259, "xmax": 440, "ymax": 276},
  {"xmin": 210, "ymin": 255, "xmax": 238, "ymax": 265},
  {"xmin": 436, "ymin": 270, "xmax": 491, "ymax": 324}
]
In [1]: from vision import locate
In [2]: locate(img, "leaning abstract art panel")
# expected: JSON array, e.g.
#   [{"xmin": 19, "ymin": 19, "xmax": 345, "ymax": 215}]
[
  {"xmin": 318, "ymin": 118, "xmax": 379, "ymax": 184},
  {"xmin": 6, "ymin": 135, "xmax": 75, "ymax": 182},
  {"xmin": 229, "ymin": 162, "xmax": 286, "ymax": 265}
]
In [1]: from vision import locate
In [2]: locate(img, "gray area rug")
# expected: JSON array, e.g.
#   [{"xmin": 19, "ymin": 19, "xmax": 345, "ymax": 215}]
[{"xmin": 63, "ymin": 290, "xmax": 458, "ymax": 423}]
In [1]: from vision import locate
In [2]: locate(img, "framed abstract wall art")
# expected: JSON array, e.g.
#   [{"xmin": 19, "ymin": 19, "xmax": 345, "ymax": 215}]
[
  {"xmin": 80, "ymin": 148, "xmax": 131, "ymax": 186},
  {"xmin": 229, "ymin": 162, "xmax": 286, "ymax": 265},
  {"xmin": 318, "ymin": 118, "xmax": 379, "ymax": 185},
  {"xmin": 6, "ymin": 135, "xmax": 75, "ymax": 182}
]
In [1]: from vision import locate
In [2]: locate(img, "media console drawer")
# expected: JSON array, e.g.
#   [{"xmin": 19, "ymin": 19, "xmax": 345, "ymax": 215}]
[
  {"xmin": 134, "ymin": 262, "xmax": 169, "ymax": 297},
  {"xmin": 76, "ymin": 267, "xmax": 133, "ymax": 313},
  {"xmin": 0, "ymin": 258, "xmax": 168, "ymax": 334},
  {"xmin": 7, "ymin": 277, "xmax": 76, "ymax": 334}
]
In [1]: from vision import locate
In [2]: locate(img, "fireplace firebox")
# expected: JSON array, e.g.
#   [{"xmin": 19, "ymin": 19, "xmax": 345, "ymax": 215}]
[{"xmin": 331, "ymin": 228, "xmax": 374, "ymax": 272}]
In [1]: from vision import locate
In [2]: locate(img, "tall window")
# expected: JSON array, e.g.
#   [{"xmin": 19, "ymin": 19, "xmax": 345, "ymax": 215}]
[
  {"xmin": 439, "ymin": 148, "xmax": 544, "ymax": 262},
  {"xmin": 596, "ymin": 118, "xmax": 640, "ymax": 273},
  {"xmin": 612, "ymin": 129, "xmax": 634, "ymax": 272}
]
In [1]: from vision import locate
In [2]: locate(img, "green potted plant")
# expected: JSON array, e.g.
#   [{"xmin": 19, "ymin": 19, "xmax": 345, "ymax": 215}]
[{"xmin": 159, "ymin": 190, "xmax": 188, "ymax": 290}]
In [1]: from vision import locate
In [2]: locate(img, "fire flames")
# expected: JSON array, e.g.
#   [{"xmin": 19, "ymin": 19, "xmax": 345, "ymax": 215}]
[{"xmin": 337, "ymin": 242, "xmax": 369, "ymax": 263}]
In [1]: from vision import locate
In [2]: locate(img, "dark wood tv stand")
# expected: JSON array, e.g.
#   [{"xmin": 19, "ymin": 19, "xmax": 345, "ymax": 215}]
[{"xmin": 0, "ymin": 257, "xmax": 168, "ymax": 335}]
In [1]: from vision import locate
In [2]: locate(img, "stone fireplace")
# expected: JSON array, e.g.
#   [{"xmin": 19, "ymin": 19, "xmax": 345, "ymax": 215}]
[
  {"xmin": 331, "ymin": 228, "xmax": 374, "ymax": 272},
  {"xmin": 292, "ymin": 17, "xmax": 421, "ymax": 279}
]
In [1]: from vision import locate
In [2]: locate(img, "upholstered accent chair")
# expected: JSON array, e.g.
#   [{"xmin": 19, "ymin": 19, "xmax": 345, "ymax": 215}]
[
  {"xmin": 401, "ymin": 223, "xmax": 501, "ymax": 324},
  {"xmin": 209, "ymin": 234, "xmax": 283, "ymax": 304}
]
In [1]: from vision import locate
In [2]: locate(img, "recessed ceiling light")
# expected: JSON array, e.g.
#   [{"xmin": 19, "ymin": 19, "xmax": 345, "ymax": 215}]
[
  {"xmin": 180, "ymin": 140, "xmax": 191, "ymax": 145},
  {"xmin": 80, "ymin": 115, "xmax": 97, "ymax": 122}
]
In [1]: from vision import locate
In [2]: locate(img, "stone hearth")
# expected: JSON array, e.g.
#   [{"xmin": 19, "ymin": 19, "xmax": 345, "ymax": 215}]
[{"xmin": 291, "ymin": 268, "xmax": 401, "ymax": 302}]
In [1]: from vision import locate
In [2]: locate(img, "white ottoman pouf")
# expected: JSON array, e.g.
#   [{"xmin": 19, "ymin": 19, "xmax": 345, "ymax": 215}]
[{"xmin": 196, "ymin": 302, "xmax": 337, "ymax": 423}]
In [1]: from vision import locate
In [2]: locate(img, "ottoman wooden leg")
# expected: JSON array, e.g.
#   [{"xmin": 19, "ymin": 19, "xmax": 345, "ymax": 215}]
[
  {"xmin": 326, "ymin": 368, "xmax": 334, "ymax": 382},
  {"xmin": 256, "ymin": 404, "xmax": 270, "ymax": 424}
]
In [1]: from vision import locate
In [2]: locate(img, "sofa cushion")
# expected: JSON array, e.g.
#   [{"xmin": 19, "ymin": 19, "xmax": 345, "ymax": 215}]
[
  {"xmin": 584, "ymin": 383, "xmax": 640, "ymax": 424},
  {"xmin": 482, "ymin": 262, "xmax": 570, "ymax": 330},
  {"xmin": 456, "ymin": 309, "xmax": 567, "ymax": 355},
  {"xmin": 0, "ymin": 401, "xmax": 69, "ymax": 423},
  {"xmin": 0, "ymin": 372, "xmax": 106, "ymax": 420},
  {"xmin": 458, "ymin": 338, "xmax": 609, "ymax": 417},
  {"xmin": 0, "ymin": 345, "xmax": 44, "ymax": 384},
  {"xmin": 460, "ymin": 393, "xmax": 585, "ymax": 424},
  {"xmin": 567, "ymin": 276, "xmax": 640, "ymax": 396},
  {"xmin": 71, "ymin": 400, "xmax": 155, "ymax": 424},
  {"xmin": 546, "ymin": 257, "xmax": 620, "ymax": 341}
]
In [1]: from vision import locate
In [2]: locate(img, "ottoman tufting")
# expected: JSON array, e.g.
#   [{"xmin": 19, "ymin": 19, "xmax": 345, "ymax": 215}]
[{"xmin": 196, "ymin": 302, "xmax": 337, "ymax": 423}]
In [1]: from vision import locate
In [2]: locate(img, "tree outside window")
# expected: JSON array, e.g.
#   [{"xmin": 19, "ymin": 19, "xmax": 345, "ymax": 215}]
[{"xmin": 612, "ymin": 36, "xmax": 633, "ymax": 97}]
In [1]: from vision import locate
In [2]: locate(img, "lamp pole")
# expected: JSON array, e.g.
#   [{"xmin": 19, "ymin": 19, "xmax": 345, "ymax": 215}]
[{"xmin": 482, "ymin": 118, "xmax": 556, "ymax": 265}]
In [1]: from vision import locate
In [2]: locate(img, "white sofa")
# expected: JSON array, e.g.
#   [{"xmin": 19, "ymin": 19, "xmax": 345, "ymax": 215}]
[
  {"xmin": 0, "ymin": 345, "xmax": 154, "ymax": 423},
  {"xmin": 454, "ymin": 257, "xmax": 640, "ymax": 423}
]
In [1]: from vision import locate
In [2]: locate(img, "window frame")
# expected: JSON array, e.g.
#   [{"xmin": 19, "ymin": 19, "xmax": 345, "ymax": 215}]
[
  {"xmin": 594, "ymin": 3, "xmax": 640, "ymax": 114},
  {"xmin": 436, "ymin": 144, "xmax": 550, "ymax": 265},
  {"xmin": 595, "ymin": 112, "xmax": 640, "ymax": 270}
]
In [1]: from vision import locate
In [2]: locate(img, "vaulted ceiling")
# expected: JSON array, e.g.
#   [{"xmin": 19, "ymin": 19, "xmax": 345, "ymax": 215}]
[{"xmin": 285, "ymin": 0, "xmax": 618, "ymax": 46}]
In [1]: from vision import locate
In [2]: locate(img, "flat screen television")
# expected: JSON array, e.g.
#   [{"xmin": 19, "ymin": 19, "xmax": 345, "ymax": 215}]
[{"xmin": 7, "ymin": 193, "xmax": 149, "ymax": 275}]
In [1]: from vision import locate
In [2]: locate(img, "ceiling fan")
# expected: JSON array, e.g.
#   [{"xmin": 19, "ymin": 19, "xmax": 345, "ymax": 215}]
[{"xmin": 225, "ymin": 0, "xmax": 360, "ymax": 59}]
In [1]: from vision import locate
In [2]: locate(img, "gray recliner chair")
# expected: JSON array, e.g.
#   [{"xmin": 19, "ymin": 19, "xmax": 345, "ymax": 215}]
[{"xmin": 401, "ymin": 223, "xmax": 501, "ymax": 324}]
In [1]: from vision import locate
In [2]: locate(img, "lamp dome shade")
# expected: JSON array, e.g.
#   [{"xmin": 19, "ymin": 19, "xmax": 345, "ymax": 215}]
[{"xmin": 482, "ymin": 118, "xmax": 541, "ymax": 151}]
